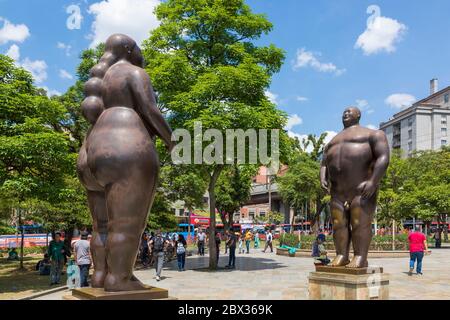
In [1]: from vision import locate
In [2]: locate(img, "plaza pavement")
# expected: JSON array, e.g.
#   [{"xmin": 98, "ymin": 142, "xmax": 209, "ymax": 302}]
[{"xmin": 33, "ymin": 248, "xmax": 450, "ymax": 300}]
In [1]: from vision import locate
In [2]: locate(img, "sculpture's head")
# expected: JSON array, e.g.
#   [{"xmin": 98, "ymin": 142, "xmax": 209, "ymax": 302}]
[
  {"xmin": 104, "ymin": 33, "xmax": 144, "ymax": 68},
  {"xmin": 342, "ymin": 107, "xmax": 361, "ymax": 128}
]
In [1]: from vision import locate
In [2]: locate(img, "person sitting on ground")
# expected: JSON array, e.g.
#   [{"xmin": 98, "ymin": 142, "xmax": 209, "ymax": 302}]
[
  {"xmin": 7, "ymin": 248, "xmax": 19, "ymax": 261},
  {"xmin": 35, "ymin": 253, "xmax": 51, "ymax": 275},
  {"xmin": 313, "ymin": 238, "xmax": 330, "ymax": 265}
]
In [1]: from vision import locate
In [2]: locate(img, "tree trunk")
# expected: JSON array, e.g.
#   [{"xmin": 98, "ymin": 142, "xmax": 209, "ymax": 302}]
[
  {"xmin": 208, "ymin": 165, "xmax": 223, "ymax": 270},
  {"xmin": 16, "ymin": 208, "xmax": 25, "ymax": 270},
  {"xmin": 392, "ymin": 219, "xmax": 396, "ymax": 251}
]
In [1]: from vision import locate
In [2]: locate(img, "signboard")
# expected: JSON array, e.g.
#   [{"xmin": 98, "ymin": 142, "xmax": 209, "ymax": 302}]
[
  {"xmin": 190, "ymin": 214, "xmax": 210, "ymax": 226},
  {"xmin": 0, "ymin": 233, "xmax": 51, "ymax": 248}
]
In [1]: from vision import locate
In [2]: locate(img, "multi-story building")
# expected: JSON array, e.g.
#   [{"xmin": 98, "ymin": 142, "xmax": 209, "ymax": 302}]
[{"xmin": 380, "ymin": 79, "xmax": 450, "ymax": 157}]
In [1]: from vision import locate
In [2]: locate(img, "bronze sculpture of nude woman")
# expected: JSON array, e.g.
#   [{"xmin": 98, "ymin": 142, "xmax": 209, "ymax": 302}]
[{"xmin": 77, "ymin": 34, "xmax": 173, "ymax": 291}]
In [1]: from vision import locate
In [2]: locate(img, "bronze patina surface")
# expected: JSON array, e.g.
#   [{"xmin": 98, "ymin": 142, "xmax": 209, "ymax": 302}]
[
  {"xmin": 76, "ymin": 34, "xmax": 173, "ymax": 292},
  {"xmin": 320, "ymin": 107, "xmax": 390, "ymax": 268}
]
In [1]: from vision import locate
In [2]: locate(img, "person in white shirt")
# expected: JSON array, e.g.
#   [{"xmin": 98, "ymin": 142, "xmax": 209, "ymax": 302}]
[
  {"xmin": 197, "ymin": 230, "xmax": 207, "ymax": 256},
  {"xmin": 262, "ymin": 230, "xmax": 273, "ymax": 253},
  {"xmin": 73, "ymin": 231, "xmax": 91, "ymax": 287}
]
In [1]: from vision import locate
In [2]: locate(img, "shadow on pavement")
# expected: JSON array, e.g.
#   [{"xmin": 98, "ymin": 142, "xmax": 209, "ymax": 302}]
[{"xmin": 162, "ymin": 255, "xmax": 287, "ymax": 272}]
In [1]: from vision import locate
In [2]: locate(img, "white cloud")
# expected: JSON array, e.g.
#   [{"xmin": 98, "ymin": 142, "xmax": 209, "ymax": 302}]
[
  {"xmin": 356, "ymin": 99, "xmax": 369, "ymax": 109},
  {"xmin": 293, "ymin": 48, "xmax": 346, "ymax": 76},
  {"xmin": 323, "ymin": 131, "xmax": 338, "ymax": 145},
  {"xmin": 5, "ymin": 44, "xmax": 20, "ymax": 60},
  {"xmin": 0, "ymin": 17, "xmax": 30, "ymax": 45},
  {"xmin": 265, "ymin": 91, "xmax": 278, "ymax": 105},
  {"xmin": 285, "ymin": 114, "xmax": 303, "ymax": 131},
  {"xmin": 385, "ymin": 93, "xmax": 416, "ymax": 109},
  {"xmin": 3, "ymin": 43, "xmax": 48, "ymax": 84},
  {"xmin": 87, "ymin": 0, "xmax": 161, "ymax": 48},
  {"xmin": 367, "ymin": 124, "xmax": 378, "ymax": 130},
  {"xmin": 57, "ymin": 42, "xmax": 72, "ymax": 56},
  {"xmin": 355, "ymin": 15, "xmax": 407, "ymax": 55},
  {"xmin": 40, "ymin": 86, "xmax": 62, "ymax": 97},
  {"xmin": 355, "ymin": 99, "xmax": 375, "ymax": 114},
  {"xmin": 20, "ymin": 58, "xmax": 48, "ymax": 83},
  {"xmin": 59, "ymin": 69, "xmax": 73, "ymax": 80},
  {"xmin": 296, "ymin": 96, "xmax": 309, "ymax": 102}
]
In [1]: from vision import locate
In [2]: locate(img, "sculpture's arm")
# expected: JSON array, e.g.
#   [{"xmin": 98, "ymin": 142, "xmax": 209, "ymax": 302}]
[
  {"xmin": 369, "ymin": 130, "xmax": 390, "ymax": 186},
  {"xmin": 320, "ymin": 146, "xmax": 329, "ymax": 192},
  {"xmin": 130, "ymin": 68, "xmax": 173, "ymax": 150},
  {"xmin": 361, "ymin": 130, "xmax": 390, "ymax": 198}
]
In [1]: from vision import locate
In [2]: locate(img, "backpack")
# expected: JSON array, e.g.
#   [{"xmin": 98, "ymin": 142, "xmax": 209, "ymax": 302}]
[
  {"xmin": 176, "ymin": 242, "xmax": 186, "ymax": 254},
  {"xmin": 153, "ymin": 236, "xmax": 164, "ymax": 252}
]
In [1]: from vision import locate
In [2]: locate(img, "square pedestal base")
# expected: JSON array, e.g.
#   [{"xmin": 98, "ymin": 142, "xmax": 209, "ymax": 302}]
[
  {"xmin": 68, "ymin": 286, "xmax": 169, "ymax": 300},
  {"xmin": 308, "ymin": 266, "xmax": 389, "ymax": 300}
]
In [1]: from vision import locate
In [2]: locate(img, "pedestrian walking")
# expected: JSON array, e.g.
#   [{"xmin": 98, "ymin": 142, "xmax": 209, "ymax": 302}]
[
  {"xmin": 197, "ymin": 229, "xmax": 207, "ymax": 256},
  {"xmin": 238, "ymin": 233, "xmax": 244, "ymax": 254},
  {"xmin": 215, "ymin": 232, "xmax": 221, "ymax": 263},
  {"xmin": 175, "ymin": 234, "xmax": 187, "ymax": 271},
  {"xmin": 434, "ymin": 228, "xmax": 442, "ymax": 248},
  {"xmin": 254, "ymin": 231, "xmax": 260, "ymax": 249},
  {"xmin": 408, "ymin": 225, "xmax": 430, "ymax": 276},
  {"xmin": 149, "ymin": 230, "xmax": 169, "ymax": 281},
  {"xmin": 245, "ymin": 229, "xmax": 252, "ymax": 254},
  {"xmin": 262, "ymin": 230, "xmax": 273, "ymax": 253},
  {"xmin": 225, "ymin": 230, "xmax": 237, "ymax": 269},
  {"xmin": 73, "ymin": 231, "xmax": 91, "ymax": 287},
  {"xmin": 48, "ymin": 232, "xmax": 66, "ymax": 285}
]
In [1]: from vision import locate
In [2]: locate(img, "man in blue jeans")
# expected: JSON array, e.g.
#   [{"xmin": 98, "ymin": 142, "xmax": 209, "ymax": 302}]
[
  {"xmin": 225, "ymin": 230, "xmax": 237, "ymax": 269},
  {"xmin": 408, "ymin": 225, "xmax": 429, "ymax": 276},
  {"xmin": 74, "ymin": 231, "xmax": 91, "ymax": 287}
]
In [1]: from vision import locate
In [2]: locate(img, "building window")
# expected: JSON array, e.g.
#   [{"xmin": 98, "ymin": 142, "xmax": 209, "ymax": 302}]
[
  {"xmin": 249, "ymin": 213, "xmax": 255, "ymax": 220},
  {"xmin": 442, "ymin": 127, "xmax": 448, "ymax": 137},
  {"xmin": 408, "ymin": 129, "xmax": 412, "ymax": 140},
  {"xmin": 408, "ymin": 117, "xmax": 413, "ymax": 127},
  {"xmin": 442, "ymin": 115, "xmax": 448, "ymax": 125},
  {"xmin": 445, "ymin": 94, "xmax": 449, "ymax": 103},
  {"xmin": 259, "ymin": 210, "xmax": 266, "ymax": 218},
  {"xmin": 442, "ymin": 140, "xmax": 448, "ymax": 147}
]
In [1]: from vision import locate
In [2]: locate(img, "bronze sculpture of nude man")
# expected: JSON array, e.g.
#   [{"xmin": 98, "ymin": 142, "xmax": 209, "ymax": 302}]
[
  {"xmin": 320, "ymin": 107, "xmax": 390, "ymax": 268},
  {"xmin": 76, "ymin": 34, "xmax": 173, "ymax": 291}
]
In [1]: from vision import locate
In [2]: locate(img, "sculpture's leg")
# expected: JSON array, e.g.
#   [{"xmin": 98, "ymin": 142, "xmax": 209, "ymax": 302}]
[
  {"xmin": 103, "ymin": 175, "xmax": 156, "ymax": 292},
  {"xmin": 347, "ymin": 195, "xmax": 376, "ymax": 268},
  {"xmin": 329, "ymin": 199, "xmax": 351, "ymax": 266},
  {"xmin": 87, "ymin": 190, "xmax": 108, "ymax": 288}
]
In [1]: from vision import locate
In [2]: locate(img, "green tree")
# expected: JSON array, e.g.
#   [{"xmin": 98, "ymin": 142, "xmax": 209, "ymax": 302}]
[
  {"xmin": 0, "ymin": 54, "xmax": 76, "ymax": 267},
  {"xmin": 143, "ymin": 0, "xmax": 287, "ymax": 269},
  {"xmin": 215, "ymin": 165, "xmax": 258, "ymax": 229},
  {"xmin": 277, "ymin": 152, "xmax": 321, "ymax": 229}
]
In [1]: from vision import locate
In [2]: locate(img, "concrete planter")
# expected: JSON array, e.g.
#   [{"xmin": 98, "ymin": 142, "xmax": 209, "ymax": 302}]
[{"xmin": 276, "ymin": 247, "xmax": 410, "ymax": 258}]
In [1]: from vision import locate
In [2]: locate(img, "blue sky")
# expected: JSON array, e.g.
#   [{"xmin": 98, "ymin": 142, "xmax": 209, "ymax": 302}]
[{"xmin": 1, "ymin": 0, "xmax": 450, "ymax": 142}]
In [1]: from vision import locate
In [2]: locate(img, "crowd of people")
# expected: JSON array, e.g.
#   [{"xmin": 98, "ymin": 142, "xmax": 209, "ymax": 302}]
[{"xmin": 6, "ymin": 223, "xmax": 443, "ymax": 289}]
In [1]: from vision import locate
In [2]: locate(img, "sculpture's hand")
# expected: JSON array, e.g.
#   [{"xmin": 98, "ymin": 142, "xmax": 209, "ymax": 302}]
[{"xmin": 359, "ymin": 180, "xmax": 377, "ymax": 199}]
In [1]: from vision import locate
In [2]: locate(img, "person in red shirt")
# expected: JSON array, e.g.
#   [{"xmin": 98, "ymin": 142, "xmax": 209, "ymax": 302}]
[{"xmin": 408, "ymin": 225, "xmax": 429, "ymax": 275}]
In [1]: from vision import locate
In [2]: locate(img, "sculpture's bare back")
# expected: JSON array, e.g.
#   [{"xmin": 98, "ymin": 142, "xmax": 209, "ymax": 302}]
[{"xmin": 77, "ymin": 34, "xmax": 172, "ymax": 291}]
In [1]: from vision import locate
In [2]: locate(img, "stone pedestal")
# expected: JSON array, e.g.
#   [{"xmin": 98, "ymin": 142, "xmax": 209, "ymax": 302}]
[
  {"xmin": 65, "ymin": 285, "xmax": 169, "ymax": 300},
  {"xmin": 308, "ymin": 265, "xmax": 389, "ymax": 300}
]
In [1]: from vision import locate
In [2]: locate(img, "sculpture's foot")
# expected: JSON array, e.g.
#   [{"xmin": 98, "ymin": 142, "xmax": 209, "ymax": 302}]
[
  {"xmin": 91, "ymin": 270, "xmax": 106, "ymax": 288},
  {"xmin": 329, "ymin": 255, "xmax": 350, "ymax": 267},
  {"xmin": 131, "ymin": 274, "xmax": 141, "ymax": 282},
  {"xmin": 104, "ymin": 273, "xmax": 147, "ymax": 292},
  {"xmin": 345, "ymin": 255, "xmax": 368, "ymax": 268}
]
